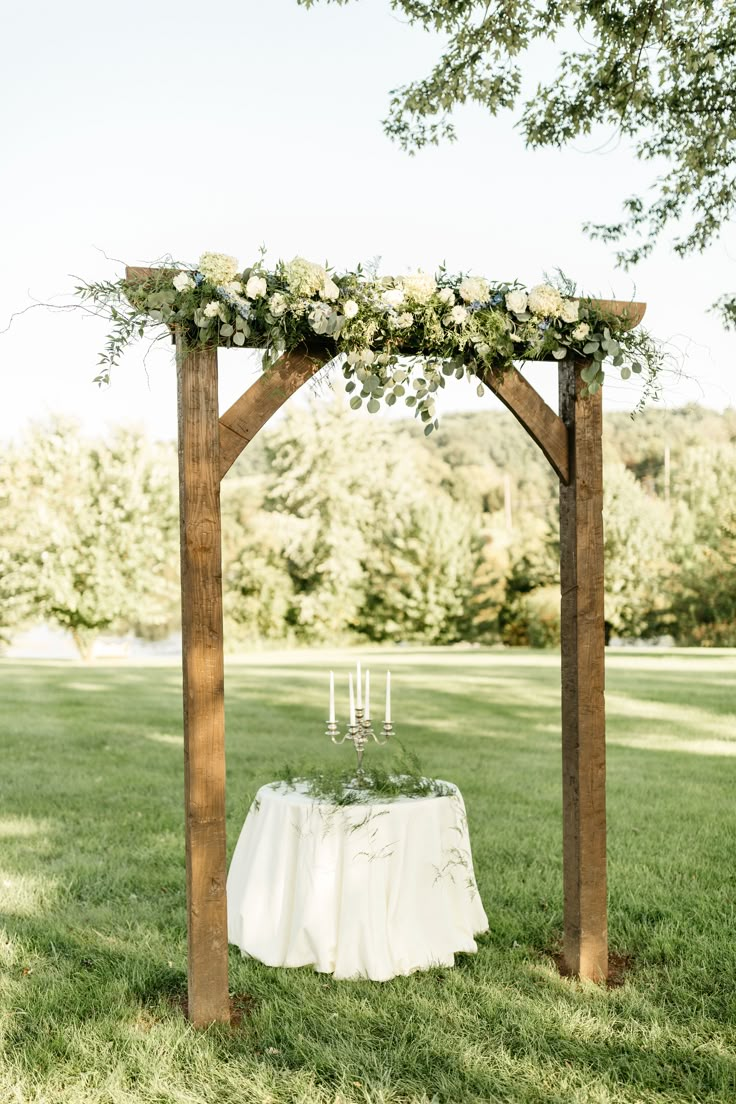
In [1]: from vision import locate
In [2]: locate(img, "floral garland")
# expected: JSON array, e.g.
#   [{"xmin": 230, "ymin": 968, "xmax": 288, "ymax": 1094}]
[{"xmin": 78, "ymin": 252, "xmax": 663, "ymax": 434}]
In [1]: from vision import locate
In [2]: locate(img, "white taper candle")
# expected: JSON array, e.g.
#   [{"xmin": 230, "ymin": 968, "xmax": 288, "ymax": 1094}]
[
  {"xmin": 365, "ymin": 669, "xmax": 370, "ymax": 720},
  {"xmin": 349, "ymin": 672, "xmax": 356, "ymax": 726},
  {"xmin": 329, "ymin": 670, "xmax": 335, "ymax": 723},
  {"xmin": 385, "ymin": 670, "xmax": 391, "ymax": 724},
  {"xmin": 356, "ymin": 660, "xmax": 362, "ymax": 710}
]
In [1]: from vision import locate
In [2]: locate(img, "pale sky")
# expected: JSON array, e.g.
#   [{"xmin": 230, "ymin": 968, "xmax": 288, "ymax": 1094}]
[{"xmin": 2, "ymin": 0, "xmax": 734, "ymax": 442}]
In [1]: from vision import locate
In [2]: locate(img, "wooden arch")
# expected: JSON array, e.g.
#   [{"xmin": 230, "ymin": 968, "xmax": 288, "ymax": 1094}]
[{"xmin": 127, "ymin": 268, "xmax": 645, "ymax": 1024}]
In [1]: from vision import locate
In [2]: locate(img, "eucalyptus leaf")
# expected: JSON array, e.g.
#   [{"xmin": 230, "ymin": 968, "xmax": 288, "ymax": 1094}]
[
  {"xmin": 232, "ymin": 333, "xmax": 246, "ymax": 346},
  {"xmin": 349, "ymin": 396, "xmax": 362, "ymax": 410}
]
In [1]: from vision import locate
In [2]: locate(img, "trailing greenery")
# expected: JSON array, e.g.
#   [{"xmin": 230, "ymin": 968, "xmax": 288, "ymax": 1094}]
[
  {"xmin": 276, "ymin": 745, "xmax": 454, "ymax": 805},
  {"xmin": 77, "ymin": 252, "xmax": 664, "ymax": 430},
  {"xmin": 1, "ymin": 650, "xmax": 735, "ymax": 1103},
  {"xmin": 300, "ymin": 0, "xmax": 736, "ymax": 325}
]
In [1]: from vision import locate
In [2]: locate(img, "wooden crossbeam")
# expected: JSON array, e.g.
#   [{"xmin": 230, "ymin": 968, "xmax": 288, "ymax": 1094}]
[{"xmin": 120, "ymin": 262, "xmax": 648, "ymax": 1016}]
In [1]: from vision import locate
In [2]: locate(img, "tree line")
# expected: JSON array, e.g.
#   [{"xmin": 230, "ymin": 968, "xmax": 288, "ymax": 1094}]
[{"xmin": 2, "ymin": 399, "xmax": 735, "ymax": 657}]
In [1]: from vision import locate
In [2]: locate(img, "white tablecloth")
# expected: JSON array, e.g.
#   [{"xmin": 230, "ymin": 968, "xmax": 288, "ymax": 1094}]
[{"xmin": 227, "ymin": 780, "xmax": 488, "ymax": 981}]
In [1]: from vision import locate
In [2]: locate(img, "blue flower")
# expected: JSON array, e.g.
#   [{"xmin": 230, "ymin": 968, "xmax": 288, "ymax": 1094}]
[
  {"xmin": 216, "ymin": 285, "xmax": 251, "ymax": 320},
  {"xmin": 468, "ymin": 300, "xmax": 483, "ymax": 313},
  {"xmin": 490, "ymin": 292, "xmax": 504, "ymax": 306},
  {"xmin": 538, "ymin": 320, "xmax": 550, "ymax": 333},
  {"xmin": 194, "ymin": 272, "xmax": 205, "ymax": 286}
]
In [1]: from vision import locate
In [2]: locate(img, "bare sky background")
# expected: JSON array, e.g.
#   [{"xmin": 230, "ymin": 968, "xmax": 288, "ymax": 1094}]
[{"xmin": 2, "ymin": 0, "xmax": 735, "ymax": 441}]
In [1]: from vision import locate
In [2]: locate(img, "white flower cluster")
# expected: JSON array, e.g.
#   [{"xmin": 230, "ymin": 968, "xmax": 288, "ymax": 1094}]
[
  {"xmin": 459, "ymin": 277, "xmax": 490, "ymax": 304},
  {"xmin": 198, "ymin": 252, "xmax": 239, "ymax": 286},
  {"xmin": 504, "ymin": 283, "xmax": 580, "ymax": 323},
  {"xmin": 159, "ymin": 258, "xmax": 619, "ymax": 419}
]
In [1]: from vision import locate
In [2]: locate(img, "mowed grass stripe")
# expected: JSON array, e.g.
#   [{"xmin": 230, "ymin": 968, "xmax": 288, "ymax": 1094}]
[{"xmin": 0, "ymin": 650, "xmax": 734, "ymax": 1103}]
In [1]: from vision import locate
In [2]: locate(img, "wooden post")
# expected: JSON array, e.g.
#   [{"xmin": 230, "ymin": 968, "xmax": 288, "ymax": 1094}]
[
  {"xmin": 176, "ymin": 334, "xmax": 230, "ymax": 1024},
  {"xmin": 558, "ymin": 358, "xmax": 607, "ymax": 982}
]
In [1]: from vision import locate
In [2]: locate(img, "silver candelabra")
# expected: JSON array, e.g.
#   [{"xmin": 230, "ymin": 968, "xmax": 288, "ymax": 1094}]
[
  {"xmin": 326, "ymin": 708, "xmax": 394, "ymax": 772},
  {"xmin": 326, "ymin": 666, "xmax": 394, "ymax": 772}
]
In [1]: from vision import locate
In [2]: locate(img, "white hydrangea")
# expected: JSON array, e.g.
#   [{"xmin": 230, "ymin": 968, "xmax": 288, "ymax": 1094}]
[
  {"xmin": 343, "ymin": 299, "xmax": 359, "ymax": 319},
  {"xmin": 198, "ymin": 252, "xmax": 240, "ymax": 286},
  {"xmin": 245, "ymin": 275, "xmax": 267, "ymax": 299},
  {"xmin": 269, "ymin": 292, "xmax": 288, "ymax": 317},
  {"xmin": 401, "ymin": 272, "xmax": 436, "ymax": 304},
  {"xmin": 528, "ymin": 283, "xmax": 563, "ymax": 316},
  {"xmin": 203, "ymin": 300, "xmax": 225, "ymax": 320},
  {"xmin": 396, "ymin": 311, "xmax": 414, "ymax": 329},
  {"xmin": 283, "ymin": 256, "xmax": 327, "ymax": 296},
  {"xmin": 173, "ymin": 272, "xmax": 195, "ymax": 293},
  {"xmin": 320, "ymin": 277, "xmax": 340, "ymax": 301},
  {"xmin": 560, "ymin": 298, "xmax": 580, "ymax": 323},
  {"xmin": 447, "ymin": 305, "xmax": 468, "ymax": 325},
  {"xmin": 572, "ymin": 322, "xmax": 590, "ymax": 341},
  {"xmin": 382, "ymin": 288, "xmax": 405, "ymax": 309},
  {"xmin": 438, "ymin": 287, "xmax": 455, "ymax": 306},
  {"xmin": 505, "ymin": 289, "xmax": 528, "ymax": 314},
  {"xmin": 223, "ymin": 280, "xmax": 244, "ymax": 295},
  {"xmin": 459, "ymin": 276, "xmax": 490, "ymax": 304}
]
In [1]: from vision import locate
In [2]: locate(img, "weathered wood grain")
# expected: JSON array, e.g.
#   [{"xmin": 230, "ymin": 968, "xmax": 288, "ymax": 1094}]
[
  {"xmin": 558, "ymin": 357, "xmax": 608, "ymax": 982},
  {"xmin": 176, "ymin": 334, "xmax": 230, "ymax": 1024}
]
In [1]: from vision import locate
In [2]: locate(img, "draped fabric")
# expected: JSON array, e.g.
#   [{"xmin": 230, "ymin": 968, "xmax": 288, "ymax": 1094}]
[{"xmin": 227, "ymin": 781, "xmax": 488, "ymax": 981}]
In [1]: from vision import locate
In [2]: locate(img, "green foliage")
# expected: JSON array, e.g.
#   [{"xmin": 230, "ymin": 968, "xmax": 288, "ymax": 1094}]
[
  {"xmin": 79, "ymin": 255, "xmax": 664, "ymax": 417},
  {"xmin": 4, "ymin": 402, "xmax": 736, "ymax": 652},
  {"xmin": 2, "ymin": 420, "xmax": 179, "ymax": 658},
  {"xmin": 301, "ymin": 0, "xmax": 736, "ymax": 322},
  {"xmin": 277, "ymin": 745, "xmax": 453, "ymax": 805}
]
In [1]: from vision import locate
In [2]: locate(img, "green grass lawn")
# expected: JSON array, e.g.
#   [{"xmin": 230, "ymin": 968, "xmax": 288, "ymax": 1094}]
[{"xmin": 1, "ymin": 647, "xmax": 735, "ymax": 1103}]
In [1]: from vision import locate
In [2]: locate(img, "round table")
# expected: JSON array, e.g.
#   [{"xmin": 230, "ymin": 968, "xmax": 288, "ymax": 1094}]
[{"xmin": 226, "ymin": 780, "xmax": 488, "ymax": 981}]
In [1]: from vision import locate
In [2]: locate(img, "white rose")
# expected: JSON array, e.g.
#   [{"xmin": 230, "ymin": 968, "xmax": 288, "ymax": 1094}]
[
  {"xmin": 382, "ymin": 288, "xmax": 405, "ymax": 309},
  {"xmin": 320, "ymin": 278, "xmax": 340, "ymax": 301},
  {"xmin": 527, "ymin": 283, "xmax": 564, "ymax": 316},
  {"xmin": 447, "ymin": 305, "xmax": 468, "ymax": 325},
  {"xmin": 396, "ymin": 311, "xmax": 414, "ymax": 329},
  {"xmin": 401, "ymin": 272, "xmax": 436, "ymax": 304},
  {"xmin": 560, "ymin": 298, "xmax": 580, "ymax": 323},
  {"xmin": 203, "ymin": 300, "xmax": 224, "ymax": 319},
  {"xmin": 343, "ymin": 299, "xmax": 359, "ymax": 319},
  {"xmin": 173, "ymin": 272, "xmax": 195, "ymax": 293},
  {"xmin": 505, "ymin": 289, "xmax": 528, "ymax": 314},
  {"xmin": 245, "ymin": 275, "xmax": 267, "ymax": 299},
  {"xmin": 459, "ymin": 276, "xmax": 490, "ymax": 304},
  {"xmin": 198, "ymin": 252, "xmax": 240, "ymax": 286},
  {"xmin": 223, "ymin": 280, "xmax": 244, "ymax": 295},
  {"xmin": 438, "ymin": 287, "xmax": 455, "ymax": 306},
  {"xmin": 269, "ymin": 292, "xmax": 288, "ymax": 317},
  {"xmin": 572, "ymin": 322, "xmax": 590, "ymax": 341}
]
